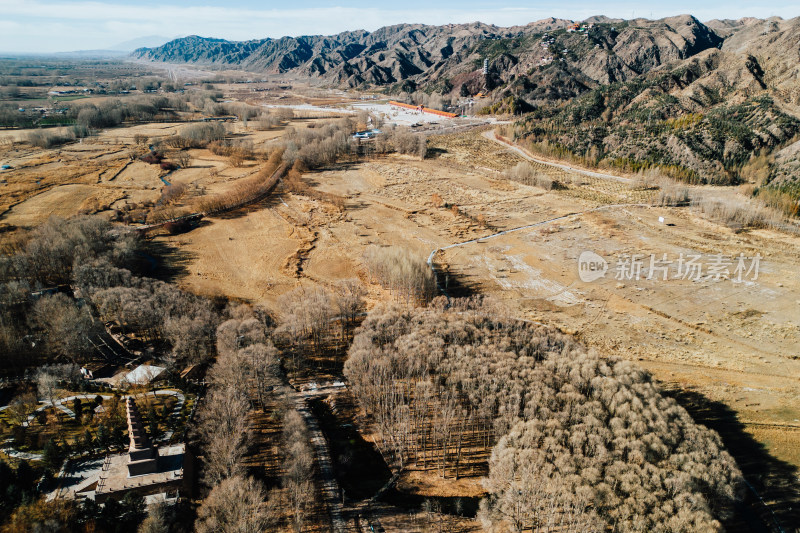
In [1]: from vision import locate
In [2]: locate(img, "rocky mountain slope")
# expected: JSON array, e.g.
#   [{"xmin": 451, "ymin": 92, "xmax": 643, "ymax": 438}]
[
  {"xmin": 502, "ymin": 16, "xmax": 800, "ymax": 192},
  {"xmin": 133, "ymin": 15, "xmax": 723, "ymax": 96}
]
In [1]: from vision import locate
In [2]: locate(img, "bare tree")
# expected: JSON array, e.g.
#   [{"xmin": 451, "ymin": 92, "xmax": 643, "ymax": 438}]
[
  {"xmin": 176, "ymin": 151, "xmax": 191, "ymax": 168},
  {"xmin": 5, "ymin": 392, "xmax": 38, "ymax": 427},
  {"xmin": 363, "ymin": 246, "xmax": 436, "ymax": 305},
  {"xmin": 282, "ymin": 410, "xmax": 314, "ymax": 532},
  {"xmin": 30, "ymin": 293, "xmax": 94, "ymax": 363},
  {"xmin": 242, "ymin": 342, "xmax": 281, "ymax": 411},
  {"xmin": 138, "ymin": 500, "xmax": 169, "ymax": 533},
  {"xmin": 195, "ymin": 476, "xmax": 277, "ymax": 533},
  {"xmin": 278, "ymin": 285, "xmax": 334, "ymax": 359},
  {"xmin": 503, "ymin": 162, "xmax": 558, "ymax": 190},
  {"xmin": 196, "ymin": 386, "xmax": 251, "ymax": 485},
  {"xmin": 335, "ymin": 278, "xmax": 366, "ymax": 338},
  {"xmin": 211, "ymin": 316, "xmax": 279, "ymax": 410},
  {"xmin": 36, "ymin": 369, "xmax": 60, "ymax": 408}
]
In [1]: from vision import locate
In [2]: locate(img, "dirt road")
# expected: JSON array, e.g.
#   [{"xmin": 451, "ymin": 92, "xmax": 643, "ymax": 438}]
[
  {"xmin": 293, "ymin": 389, "xmax": 347, "ymax": 533},
  {"xmin": 482, "ymin": 129, "xmax": 631, "ymax": 183}
]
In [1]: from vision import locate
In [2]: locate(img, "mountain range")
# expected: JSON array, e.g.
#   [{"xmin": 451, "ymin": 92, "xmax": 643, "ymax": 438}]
[
  {"xmin": 131, "ymin": 15, "xmax": 795, "ymax": 102},
  {"xmin": 132, "ymin": 15, "xmax": 800, "ymax": 204}
]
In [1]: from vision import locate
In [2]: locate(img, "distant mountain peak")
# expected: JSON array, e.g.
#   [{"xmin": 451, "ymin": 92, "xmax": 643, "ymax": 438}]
[{"xmin": 111, "ymin": 35, "xmax": 173, "ymax": 52}]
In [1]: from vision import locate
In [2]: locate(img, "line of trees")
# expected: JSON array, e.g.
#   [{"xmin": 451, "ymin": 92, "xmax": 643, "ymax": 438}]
[
  {"xmin": 194, "ymin": 303, "xmax": 328, "ymax": 532},
  {"xmin": 194, "ymin": 308, "xmax": 280, "ymax": 531},
  {"xmin": 344, "ymin": 299, "xmax": 744, "ymax": 532},
  {"xmin": 5, "ymin": 88, "xmax": 229, "ymax": 140},
  {"xmin": 281, "ymin": 410, "xmax": 314, "ymax": 532},
  {"xmin": 194, "ymin": 148, "xmax": 285, "ymax": 214},
  {"xmin": 69, "ymin": 96, "xmax": 187, "ymax": 129},
  {"xmin": 228, "ymin": 103, "xmax": 294, "ymax": 130}
]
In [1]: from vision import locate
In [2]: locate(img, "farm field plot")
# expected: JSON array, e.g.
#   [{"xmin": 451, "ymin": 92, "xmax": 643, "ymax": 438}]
[
  {"xmin": 0, "ymin": 120, "xmax": 305, "ymax": 229},
  {"xmin": 159, "ymin": 202, "xmax": 304, "ymax": 304}
]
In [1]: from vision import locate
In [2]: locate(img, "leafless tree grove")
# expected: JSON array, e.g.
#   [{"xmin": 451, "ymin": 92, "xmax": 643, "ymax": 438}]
[
  {"xmin": 196, "ymin": 385, "xmax": 251, "ymax": 485},
  {"xmin": 363, "ymin": 246, "xmax": 436, "ymax": 305},
  {"xmin": 198, "ymin": 309, "xmax": 284, "ymax": 485},
  {"xmin": 0, "ymin": 216, "xmax": 220, "ymax": 370},
  {"xmin": 274, "ymin": 281, "xmax": 366, "ymax": 379},
  {"xmin": 213, "ymin": 316, "xmax": 282, "ymax": 410},
  {"xmin": 277, "ymin": 286, "xmax": 335, "ymax": 356},
  {"xmin": 282, "ymin": 410, "xmax": 314, "ymax": 532},
  {"xmin": 344, "ymin": 299, "xmax": 743, "ymax": 532},
  {"xmin": 194, "ymin": 305, "xmax": 317, "ymax": 532},
  {"xmin": 195, "ymin": 475, "xmax": 278, "ymax": 533}
]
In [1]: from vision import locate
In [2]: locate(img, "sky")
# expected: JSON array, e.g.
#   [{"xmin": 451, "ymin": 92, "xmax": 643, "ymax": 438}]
[{"xmin": 1, "ymin": 0, "xmax": 798, "ymax": 54}]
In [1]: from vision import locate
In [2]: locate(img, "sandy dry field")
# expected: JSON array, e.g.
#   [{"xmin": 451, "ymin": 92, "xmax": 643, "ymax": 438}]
[
  {"xmin": 153, "ymin": 130, "xmax": 799, "ymax": 467},
  {"xmin": 180, "ymin": 131, "xmax": 800, "ymax": 478}
]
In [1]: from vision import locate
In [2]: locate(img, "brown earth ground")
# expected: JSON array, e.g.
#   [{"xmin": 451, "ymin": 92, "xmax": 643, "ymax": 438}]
[
  {"xmin": 2, "ymin": 104, "xmax": 798, "ymax": 530},
  {"xmin": 160, "ymin": 128, "xmax": 800, "ymax": 528}
]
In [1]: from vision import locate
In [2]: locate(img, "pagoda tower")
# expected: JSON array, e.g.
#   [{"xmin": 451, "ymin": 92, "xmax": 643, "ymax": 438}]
[{"xmin": 125, "ymin": 397, "xmax": 159, "ymax": 476}]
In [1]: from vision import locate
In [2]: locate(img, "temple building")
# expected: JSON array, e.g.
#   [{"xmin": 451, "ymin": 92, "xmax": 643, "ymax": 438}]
[{"xmin": 76, "ymin": 397, "xmax": 186, "ymax": 503}]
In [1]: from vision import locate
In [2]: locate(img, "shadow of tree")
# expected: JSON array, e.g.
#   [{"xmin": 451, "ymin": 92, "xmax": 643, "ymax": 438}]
[
  {"xmin": 133, "ymin": 239, "xmax": 194, "ymax": 283},
  {"xmin": 431, "ymin": 261, "xmax": 479, "ymax": 299},
  {"xmin": 309, "ymin": 397, "xmax": 391, "ymax": 501},
  {"xmin": 426, "ymin": 147, "xmax": 449, "ymax": 159},
  {"xmin": 666, "ymin": 387, "xmax": 800, "ymax": 533},
  {"xmin": 381, "ymin": 488, "xmax": 481, "ymax": 519}
]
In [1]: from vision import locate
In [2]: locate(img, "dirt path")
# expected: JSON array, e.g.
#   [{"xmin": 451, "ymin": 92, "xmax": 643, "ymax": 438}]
[
  {"xmin": 482, "ymin": 129, "xmax": 632, "ymax": 183},
  {"xmin": 292, "ymin": 390, "xmax": 347, "ymax": 533}
]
